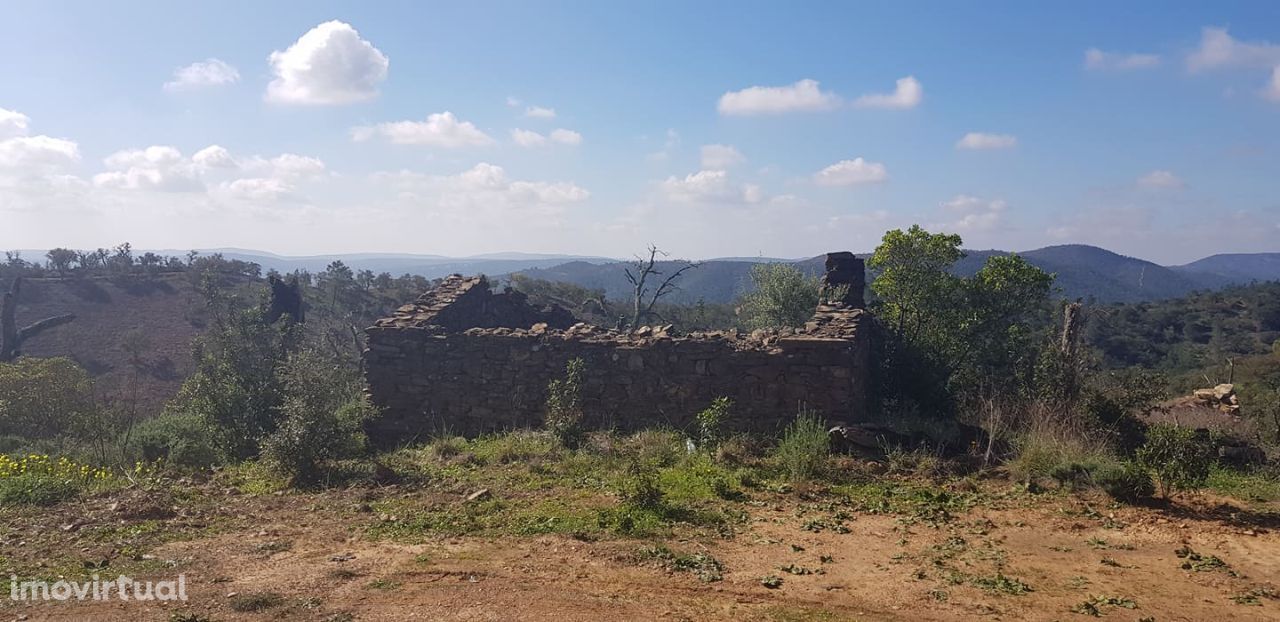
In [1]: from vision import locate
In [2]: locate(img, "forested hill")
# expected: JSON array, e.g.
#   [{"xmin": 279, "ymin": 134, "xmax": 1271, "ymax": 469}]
[{"xmin": 513, "ymin": 245, "xmax": 1279, "ymax": 305}]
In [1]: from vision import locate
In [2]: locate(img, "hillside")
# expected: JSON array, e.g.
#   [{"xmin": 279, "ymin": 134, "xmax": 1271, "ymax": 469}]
[
  {"xmin": 1175, "ymin": 253, "xmax": 1280, "ymax": 284},
  {"xmin": 12, "ymin": 275, "xmax": 210, "ymax": 413}
]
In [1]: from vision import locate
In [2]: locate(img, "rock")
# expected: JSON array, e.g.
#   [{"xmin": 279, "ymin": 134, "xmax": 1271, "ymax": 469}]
[
  {"xmin": 1213, "ymin": 383, "xmax": 1235, "ymax": 400},
  {"xmin": 1193, "ymin": 388, "xmax": 1217, "ymax": 401},
  {"xmin": 466, "ymin": 488, "xmax": 491, "ymax": 502}
]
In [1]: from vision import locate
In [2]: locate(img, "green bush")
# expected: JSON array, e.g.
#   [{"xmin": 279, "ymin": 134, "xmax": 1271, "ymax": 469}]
[
  {"xmin": 0, "ymin": 472, "xmax": 80, "ymax": 506},
  {"xmin": 696, "ymin": 397, "xmax": 731, "ymax": 452},
  {"xmin": 1093, "ymin": 461, "xmax": 1154, "ymax": 502},
  {"xmin": 0, "ymin": 357, "xmax": 95, "ymax": 439},
  {"xmin": 262, "ymin": 350, "xmax": 373, "ymax": 486},
  {"xmin": 132, "ymin": 414, "xmax": 221, "ymax": 470},
  {"xmin": 775, "ymin": 409, "xmax": 830, "ymax": 482},
  {"xmin": 544, "ymin": 358, "xmax": 586, "ymax": 447},
  {"xmin": 1136, "ymin": 424, "xmax": 1214, "ymax": 497}
]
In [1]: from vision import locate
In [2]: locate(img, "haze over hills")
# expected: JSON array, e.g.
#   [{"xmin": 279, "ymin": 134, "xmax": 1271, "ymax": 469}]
[{"xmin": 7, "ymin": 245, "xmax": 1279, "ymax": 304}]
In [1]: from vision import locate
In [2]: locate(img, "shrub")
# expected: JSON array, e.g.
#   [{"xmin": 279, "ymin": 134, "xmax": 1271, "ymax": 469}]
[
  {"xmin": 775, "ymin": 409, "xmax": 830, "ymax": 482},
  {"xmin": 1093, "ymin": 461, "xmax": 1154, "ymax": 502},
  {"xmin": 696, "ymin": 397, "xmax": 731, "ymax": 452},
  {"xmin": 132, "ymin": 414, "xmax": 221, "ymax": 470},
  {"xmin": 545, "ymin": 358, "xmax": 586, "ymax": 447},
  {"xmin": 262, "ymin": 350, "xmax": 373, "ymax": 486},
  {"xmin": 0, "ymin": 357, "xmax": 95, "ymax": 439},
  {"xmin": 0, "ymin": 472, "xmax": 80, "ymax": 506},
  {"xmin": 0, "ymin": 454, "xmax": 113, "ymax": 506},
  {"xmin": 1135, "ymin": 424, "xmax": 1214, "ymax": 497},
  {"xmin": 737, "ymin": 263, "xmax": 822, "ymax": 330}
]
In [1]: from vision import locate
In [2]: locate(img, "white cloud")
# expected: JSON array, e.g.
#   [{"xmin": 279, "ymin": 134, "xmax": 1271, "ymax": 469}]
[
  {"xmin": 717, "ymin": 79, "xmax": 840, "ymax": 116},
  {"xmin": 700, "ymin": 144, "xmax": 745, "ymax": 169},
  {"xmin": 1266, "ymin": 66, "xmax": 1280, "ymax": 102},
  {"xmin": 511, "ymin": 128, "xmax": 546, "ymax": 147},
  {"xmin": 351, "ymin": 112, "xmax": 493, "ymax": 147},
  {"xmin": 93, "ymin": 146, "xmax": 202, "ymax": 192},
  {"xmin": 660, "ymin": 169, "xmax": 761, "ymax": 204},
  {"xmin": 192, "ymin": 145, "xmax": 237, "ymax": 169},
  {"xmin": 1187, "ymin": 27, "xmax": 1280, "ymax": 72},
  {"xmin": 524, "ymin": 106, "xmax": 556, "ymax": 119},
  {"xmin": 853, "ymin": 76, "xmax": 923, "ymax": 109},
  {"xmin": 1137, "ymin": 170, "xmax": 1184, "ymax": 189},
  {"xmin": 164, "ymin": 59, "xmax": 240, "ymax": 91},
  {"xmin": 376, "ymin": 163, "xmax": 589, "ymax": 214},
  {"xmin": 505, "ymin": 96, "xmax": 522, "ymax": 107},
  {"xmin": 956, "ymin": 132, "xmax": 1017, "ymax": 150},
  {"xmin": 1084, "ymin": 48, "xmax": 1161, "ymax": 70},
  {"xmin": 266, "ymin": 20, "xmax": 389, "ymax": 105},
  {"xmin": 813, "ymin": 158, "xmax": 888, "ymax": 187},
  {"xmin": 0, "ymin": 135, "xmax": 80, "ymax": 171},
  {"xmin": 510, "ymin": 128, "xmax": 581, "ymax": 147},
  {"xmin": 549, "ymin": 128, "xmax": 582, "ymax": 145},
  {"xmin": 0, "ymin": 108, "xmax": 31, "ymax": 139},
  {"xmin": 938, "ymin": 195, "xmax": 1007, "ymax": 232}
]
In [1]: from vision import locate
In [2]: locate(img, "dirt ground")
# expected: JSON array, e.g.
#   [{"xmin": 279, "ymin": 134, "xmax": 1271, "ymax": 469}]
[{"xmin": 3, "ymin": 474, "xmax": 1279, "ymax": 622}]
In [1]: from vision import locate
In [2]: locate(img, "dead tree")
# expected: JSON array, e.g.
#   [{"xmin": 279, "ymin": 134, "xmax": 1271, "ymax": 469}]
[
  {"xmin": 623, "ymin": 245, "xmax": 699, "ymax": 329},
  {"xmin": 265, "ymin": 274, "xmax": 305, "ymax": 324},
  {"xmin": 1, "ymin": 278, "xmax": 76, "ymax": 362}
]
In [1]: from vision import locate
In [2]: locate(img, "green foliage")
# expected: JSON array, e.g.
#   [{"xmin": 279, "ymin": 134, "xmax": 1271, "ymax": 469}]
[
  {"xmin": 545, "ymin": 358, "xmax": 586, "ymax": 446},
  {"xmin": 0, "ymin": 472, "xmax": 80, "ymax": 506},
  {"xmin": 1205, "ymin": 464, "xmax": 1280, "ymax": 503},
  {"xmin": 737, "ymin": 263, "xmax": 821, "ymax": 329},
  {"xmin": 775, "ymin": 409, "xmax": 829, "ymax": 482},
  {"xmin": 131, "ymin": 414, "xmax": 221, "ymax": 470},
  {"xmin": 0, "ymin": 357, "xmax": 95, "ymax": 439},
  {"xmin": 867, "ymin": 226, "xmax": 1054, "ymax": 413},
  {"xmin": 696, "ymin": 397, "xmax": 731, "ymax": 451},
  {"xmin": 1093, "ymin": 461, "xmax": 1155, "ymax": 502},
  {"xmin": 165, "ymin": 298, "xmax": 301, "ymax": 459},
  {"xmin": 1136, "ymin": 424, "xmax": 1214, "ymax": 496},
  {"xmin": 262, "ymin": 349, "xmax": 373, "ymax": 485}
]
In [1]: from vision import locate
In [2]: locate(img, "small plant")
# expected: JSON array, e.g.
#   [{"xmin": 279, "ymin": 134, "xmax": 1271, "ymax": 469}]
[
  {"xmin": 636, "ymin": 545, "xmax": 724, "ymax": 582},
  {"xmin": 545, "ymin": 358, "xmax": 586, "ymax": 446},
  {"xmin": 1135, "ymin": 424, "xmax": 1214, "ymax": 497},
  {"xmin": 1174, "ymin": 545, "xmax": 1233, "ymax": 574},
  {"xmin": 1093, "ymin": 461, "xmax": 1154, "ymax": 503},
  {"xmin": 775, "ymin": 409, "xmax": 829, "ymax": 482},
  {"xmin": 970, "ymin": 572, "xmax": 1032, "ymax": 595},
  {"xmin": 367, "ymin": 578, "xmax": 401, "ymax": 590},
  {"xmin": 696, "ymin": 397, "xmax": 731, "ymax": 452},
  {"xmin": 229, "ymin": 591, "xmax": 285, "ymax": 612},
  {"xmin": 1069, "ymin": 595, "xmax": 1136, "ymax": 616},
  {"xmin": 760, "ymin": 574, "xmax": 784, "ymax": 588}
]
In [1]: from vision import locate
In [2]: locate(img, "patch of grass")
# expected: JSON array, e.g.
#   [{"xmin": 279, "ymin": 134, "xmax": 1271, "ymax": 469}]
[
  {"xmin": 367, "ymin": 578, "xmax": 401, "ymax": 590},
  {"xmin": 833, "ymin": 480, "xmax": 980, "ymax": 525},
  {"xmin": 635, "ymin": 544, "xmax": 724, "ymax": 582},
  {"xmin": 657, "ymin": 454, "xmax": 745, "ymax": 503},
  {"xmin": 229, "ymin": 591, "xmax": 285, "ymax": 612},
  {"xmin": 775, "ymin": 409, "xmax": 829, "ymax": 482},
  {"xmin": 1174, "ymin": 545, "xmax": 1233, "ymax": 574},
  {"xmin": 0, "ymin": 472, "xmax": 83, "ymax": 506},
  {"xmin": 1231, "ymin": 586, "xmax": 1280, "ymax": 606},
  {"xmin": 1069, "ymin": 595, "xmax": 1137, "ymax": 616},
  {"xmin": 469, "ymin": 431, "xmax": 562, "ymax": 465},
  {"xmin": 970, "ymin": 572, "xmax": 1032, "ymax": 595},
  {"xmin": 1206, "ymin": 465, "xmax": 1280, "ymax": 504},
  {"xmin": 218, "ymin": 461, "xmax": 288, "ymax": 495}
]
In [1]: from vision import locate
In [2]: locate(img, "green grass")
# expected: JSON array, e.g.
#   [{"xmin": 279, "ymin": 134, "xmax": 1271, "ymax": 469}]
[
  {"xmin": 775, "ymin": 410, "xmax": 830, "ymax": 482},
  {"xmin": 1205, "ymin": 465, "xmax": 1280, "ymax": 504}
]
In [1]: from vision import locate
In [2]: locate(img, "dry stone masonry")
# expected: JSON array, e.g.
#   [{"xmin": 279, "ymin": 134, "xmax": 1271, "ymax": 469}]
[{"xmin": 362, "ymin": 252, "xmax": 871, "ymax": 443}]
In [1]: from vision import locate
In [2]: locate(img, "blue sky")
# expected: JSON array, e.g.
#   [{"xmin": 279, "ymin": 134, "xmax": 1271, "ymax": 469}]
[{"xmin": 1, "ymin": 1, "xmax": 1277, "ymax": 263}]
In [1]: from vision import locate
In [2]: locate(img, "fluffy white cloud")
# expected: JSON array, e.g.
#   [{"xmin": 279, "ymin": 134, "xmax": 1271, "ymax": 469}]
[
  {"xmin": 1187, "ymin": 27, "xmax": 1280, "ymax": 72},
  {"xmin": 853, "ymin": 76, "xmax": 923, "ymax": 109},
  {"xmin": 351, "ymin": 112, "xmax": 493, "ymax": 147},
  {"xmin": 549, "ymin": 128, "xmax": 582, "ymax": 145},
  {"xmin": 524, "ymin": 106, "xmax": 556, "ymax": 119},
  {"xmin": 192, "ymin": 145, "xmax": 237, "ymax": 169},
  {"xmin": 956, "ymin": 132, "xmax": 1017, "ymax": 150},
  {"xmin": 0, "ymin": 135, "xmax": 80, "ymax": 171},
  {"xmin": 91, "ymin": 145, "xmax": 327, "ymax": 200},
  {"xmin": 813, "ymin": 158, "xmax": 888, "ymax": 186},
  {"xmin": 0, "ymin": 108, "xmax": 31, "ymax": 139},
  {"xmin": 1084, "ymin": 48, "xmax": 1160, "ymax": 70},
  {"xmin": 266, "ymin": 21, "xmax": 389, "ymax": 105},
  {"xmin": 717, "ymin": 79, "xmax": 840, "ymax": 116},
  {"xmin": 164, "ymin": 59, "xmax": 240, "ymax": 91},
  {"xmin": 938, "ymin": 194, "xmax": 1007, "ymax": 232},
  {"xmin": 700, "ymin": 144, "xmax": 745, "ymax": 169},
  {"xmin": 1137, "ymin": 170, "xmax": 1184, "ymax": 189},
  {"xmin": 660, "ymin": 169, "xmax": 761, "ymax": 203},
  {"xmin": 94, "ymin": 146, "xmax": 201, "ymax": 192}
]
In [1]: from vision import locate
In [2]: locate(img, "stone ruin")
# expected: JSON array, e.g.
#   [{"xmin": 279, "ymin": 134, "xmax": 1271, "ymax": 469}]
[{"xmin": 362, "ymin": 252, "xmax": 871, "ymax": 444}]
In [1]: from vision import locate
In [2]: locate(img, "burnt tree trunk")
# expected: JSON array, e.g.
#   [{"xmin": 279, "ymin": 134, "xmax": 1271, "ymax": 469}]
[{"xmin": 1, "ymin": 278, "xmax": 76, "ymax": 362}]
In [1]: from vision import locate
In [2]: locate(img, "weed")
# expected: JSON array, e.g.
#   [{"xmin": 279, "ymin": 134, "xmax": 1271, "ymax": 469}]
[
  {"xmin": 1070, "ymin": 595, "xmax": 1137, "ymax": 616},
  {"xmin": 1231, "ymin": 586, "xmax": 1279, "ymax": 606},
  {"xmin": 970, "ymin": 572, "xmax": 1032, "ymax": 595},
  {"xmin": 1174, "ymin": 545, "xmax": 1233, "ymax": 574},
  {"xmin": 1136, "ymin": 424, "xmax": 1214, "ymax": 497},
  {"xmin": 760, "ymin": 574, "xmax": 784, "ymax": 588},
  {"xmin": 775, "ymin": 409, "xmax": 829, "ymax": 482},
  {"xmin": 367, "ymin": 578, "xmax": 401, "ymax": 590},
  {"xmin": 696, "ymin": 397, "xmax": 731, "ymax": 451},
  {"xmin": 545, "ymin": 358, "xmax": 586, "ymax": 446},
  {"xmin": 636, "ymin": 545, "xmax": 724, "ymax": 582},
  {"xmin": 229, "ymin": 591, "xmax": 285, "ymax": 612}
]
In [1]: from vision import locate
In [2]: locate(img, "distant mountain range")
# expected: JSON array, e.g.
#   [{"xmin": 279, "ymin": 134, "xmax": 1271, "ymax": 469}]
[{"xmin": 7, "ymin": 245, "xmax": 1279, "ymax": 304}]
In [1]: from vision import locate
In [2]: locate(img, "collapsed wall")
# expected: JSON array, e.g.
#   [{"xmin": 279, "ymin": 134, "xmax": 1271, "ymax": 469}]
[{"xmin": 362, "ymin": 252, "xmax": 871, "ymax": 443}]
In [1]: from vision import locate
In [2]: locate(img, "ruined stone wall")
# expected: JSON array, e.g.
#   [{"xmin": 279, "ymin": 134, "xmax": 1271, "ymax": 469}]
[{"xmin": 363, "ymin": 254, "xmax": 871, "ymax": 443}]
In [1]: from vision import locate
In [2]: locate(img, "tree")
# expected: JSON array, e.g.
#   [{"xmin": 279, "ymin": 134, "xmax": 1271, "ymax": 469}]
[
  {"xmin": 1, "ymin": 278, "xmax": 76, "ymax": 362},
  {"xmin": 0, "ymin": 356, "xmax": 94, "ymax": 439},
  {"xmin": 623, "ymin": 245, "xmax": 699, "ymax": 329},
  {"xmin": 737, "ymin": 263, "xmax": 821, "ymax": 329},
  {"xmin": 45, "ymin": 249, "xmax": 77, "ymax": 276},
  {"xmin": 868, "ymin": 225, "xmax": 965, "ymax": 342}
]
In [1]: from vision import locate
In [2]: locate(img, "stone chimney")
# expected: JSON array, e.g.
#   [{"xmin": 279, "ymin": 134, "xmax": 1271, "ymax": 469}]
[{"xmin": 819, "ymin": 251, "xmax": 865, "ymax": 309}]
